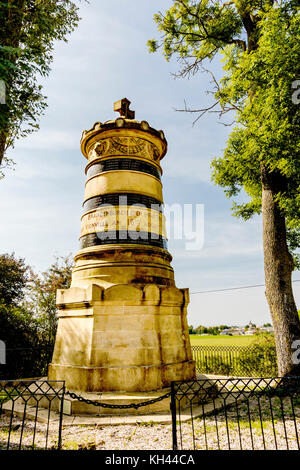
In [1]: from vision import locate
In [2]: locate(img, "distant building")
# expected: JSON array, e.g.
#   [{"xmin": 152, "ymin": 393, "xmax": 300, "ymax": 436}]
[
  {"xmin": 220, "ymin": 329, "xmax": 232, "ymax": 335},
  {"xmin": 232, "ymin": 329, "xmax": 245, "ymax": 336},
  {"xmin": 220, "ymin": 328, "xmax": 244, "ymax": 336},
  {"xmin": 259, "ymin": 326, "xmax": 274, "ymax": 334}
]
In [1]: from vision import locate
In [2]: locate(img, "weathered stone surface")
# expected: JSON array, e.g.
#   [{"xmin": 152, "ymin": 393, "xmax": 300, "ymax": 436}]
[{"xmin": 49, "ymin": 283, "xmax": 195, "ymax": 391}]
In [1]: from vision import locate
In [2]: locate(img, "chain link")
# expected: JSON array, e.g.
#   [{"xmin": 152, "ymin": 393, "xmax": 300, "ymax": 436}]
[{"xmin": 65, "ymin": 390, "xmax": 171, "ymax": 409}]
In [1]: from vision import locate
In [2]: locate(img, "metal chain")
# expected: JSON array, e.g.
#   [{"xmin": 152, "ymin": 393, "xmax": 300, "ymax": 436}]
[{"xmin": 65, "ymin": 390, "xmax": 171, "ymax": 409}]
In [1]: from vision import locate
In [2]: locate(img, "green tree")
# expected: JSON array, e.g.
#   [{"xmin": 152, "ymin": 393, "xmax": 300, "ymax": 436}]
[
  {"xmin": 207, "ymin": 326, "xmax": 220, "ymax": 335},
  {"xmin": 195, "ymin": 325, "xmax": 207, "ymax": 334},
  {"xmin": 0, "ymin": 252, "xmax": 74, "ymax": 378},
  {"xmin": 149, "ymin": 0, "xmax": 300, "ymax": 375},
  {"xmin": 0, "ymin": 252, "xmax": 37, "ymax": 344},
  {"xmin": 238, "ymin": 333, "xmax": 277, "ymax": 376},
  {"xmin": 0, "ymin": 1, "xmax": 81, "ymax": 170},
  {"xmin": 0, "ymin": 253, "xmax": 44, "ymax": 378},
  {"xmin": 27, "ymin": 254, "xmax": 73, "ymax": 345},
  {"xmin": 219, "ymin": 325, "xmax": 229, "ymax": 331},
  {"xmin": 0, "ymin": 252, "xmax": 29, "ymax": 305}
]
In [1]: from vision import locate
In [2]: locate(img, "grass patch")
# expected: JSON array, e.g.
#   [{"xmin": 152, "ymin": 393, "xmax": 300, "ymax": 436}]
[
  {"xmin": 0, "ymin": 389, "xmax": 19, "ymax": 405},
  {"xmin": 190, "ymin": 335, "xmax": 255, "ymax": 346}
]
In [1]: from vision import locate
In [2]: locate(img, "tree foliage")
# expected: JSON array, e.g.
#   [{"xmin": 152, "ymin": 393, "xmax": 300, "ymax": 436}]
[
  {"xmin": 26, "ymin": 254, "xmax": 73, "ymax": 344},
  {"xmin": 0, "ymin": 252, "xmax": 29, "ymax": 305},
  {"xmin": 211, "ymin": 7, "xmax": 300, "ymax": 265},
  {"xmin": 237, "ymin": 333, "xmax": 277, "ymax": 376},
  {"xmin": 149, "ymin": 1, "xmax": 299, "ymax": 262},
  {"xmin": 0, "ymin": 252, "xmax": 73, "ymax": 378},
  {"xmin": 0, "ymin": 253, "xmax": 35, "ymax": 345},
  {"xmin": 0, "ymin": 0, "xmax": 81, "ymax": 170}
]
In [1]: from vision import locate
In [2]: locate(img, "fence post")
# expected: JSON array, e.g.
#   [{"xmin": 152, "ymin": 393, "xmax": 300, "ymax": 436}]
[
  {"xmin": 57, "ymin": 382, "xmax": 65, "ymax": 450},
  {"xmin": 0, "ymin": 340, "xmax": 5, "ymax": 365},
  {"xmin": 170, "ymin": 382, "xmax": 178, "ymax": 451}
]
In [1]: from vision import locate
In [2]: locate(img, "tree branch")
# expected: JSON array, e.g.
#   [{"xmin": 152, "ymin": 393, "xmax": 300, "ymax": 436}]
[
  {"xmin": 175, "ymin": 100, "xmax": 220, "ymax": 125},
  {"xmin": 173, "ymin": 66, "xmax": 242, "ymax": 126},
  {"xmin": 228, "ymin": 38, "xmax": 247, "ymax": 51}
]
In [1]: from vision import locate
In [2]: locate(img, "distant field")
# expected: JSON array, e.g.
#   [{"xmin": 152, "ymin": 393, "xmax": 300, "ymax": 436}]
[{"xmin": 189, "ymin": 335, "xmax": 255, "ymax": 346}]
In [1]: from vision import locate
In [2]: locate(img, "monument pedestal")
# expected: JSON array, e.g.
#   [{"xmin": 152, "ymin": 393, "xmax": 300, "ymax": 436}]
[{"xmin": 48, "ymin": 282, "xmax": 195, "ymax": 392}]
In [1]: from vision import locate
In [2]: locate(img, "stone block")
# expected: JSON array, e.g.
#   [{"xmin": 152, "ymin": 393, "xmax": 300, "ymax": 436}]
[
  {"xmin": 160, "ymin": 286, "xmax": 184, "ymax": 306},
  {"xmin": 103, "ymin": 284, "xmax": 143, "ymax": 305},
  {"xmin": 143, "ymin": 285, "xmax": 160, "ymax": 305}
]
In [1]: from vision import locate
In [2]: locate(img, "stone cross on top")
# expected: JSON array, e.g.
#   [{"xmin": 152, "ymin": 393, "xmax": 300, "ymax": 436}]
[{"xmin": 114, "ymin": 98, "xmax": 135, "ymax": 119}]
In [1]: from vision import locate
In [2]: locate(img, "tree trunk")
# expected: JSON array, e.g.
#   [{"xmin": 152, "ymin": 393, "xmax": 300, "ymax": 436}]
[
  {"xmin": 261, "ymin": 165, "xmax": 300, "ymax": 376},
  {"xmin": 0, "ymin": 131, "xmax": 7, "ymax": 167}
]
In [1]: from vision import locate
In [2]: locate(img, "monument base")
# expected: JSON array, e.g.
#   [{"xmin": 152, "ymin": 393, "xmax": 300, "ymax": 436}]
[
  {"xmin": 48, "ymin": 360, "xmax": 195, "ymax": 393},
  {"xmin": 48, "ymin": 283, "xmax": 196, "ymax": 392}
]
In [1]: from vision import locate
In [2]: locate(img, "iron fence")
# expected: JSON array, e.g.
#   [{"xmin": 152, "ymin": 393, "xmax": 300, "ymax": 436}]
[
  {"xmin": 191, "ymin": 345, "xmax": 277, "ymax": 376},
  {"xmin": 171, "ymin": 376, "xmax": 300, "ymax": 450},
  {"xmin": 0, "ymin": 344, "xmax": 277, "ymax": 380},
  {"xmin": 0, "ymin": 380, "xmax": 65, "ymax": 450},
  {"xmin": 1, "ymin": 376, "xmax": 299, "ymax": 451}
]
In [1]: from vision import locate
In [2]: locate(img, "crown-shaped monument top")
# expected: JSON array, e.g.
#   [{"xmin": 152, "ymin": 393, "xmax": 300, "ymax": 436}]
[{"xmin": 114, "ymin": 98, "xmax": 135, "ymax": 119}]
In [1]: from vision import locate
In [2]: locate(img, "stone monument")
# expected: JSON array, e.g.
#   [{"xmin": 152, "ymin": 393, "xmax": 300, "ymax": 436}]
[{"xmin": 48, "ymin": 99, "xmax": 196, "ymax": 393}]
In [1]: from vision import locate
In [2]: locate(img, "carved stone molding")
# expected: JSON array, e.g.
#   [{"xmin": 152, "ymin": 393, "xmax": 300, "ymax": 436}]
[{"xmin": 92, "ymin": 136, "xmax": 160, "ymax": 161}]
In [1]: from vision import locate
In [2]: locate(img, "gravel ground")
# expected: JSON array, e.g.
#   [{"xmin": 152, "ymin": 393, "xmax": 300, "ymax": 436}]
[
  {"xmin": 1, "ymin": 393, "xmax": 299, "ymax": 450},
  {"xmin": 1, "ymin": 409, "xmax": 299, "ymax": 451},
  {"xmin": 0, "ymin": 416, "xmax": 173, "ymax": 450}
]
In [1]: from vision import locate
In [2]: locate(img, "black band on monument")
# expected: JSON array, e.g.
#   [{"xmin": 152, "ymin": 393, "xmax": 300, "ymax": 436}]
[
  {"xmin": 83, "ymin": 193, "xmax": 163, "ymax": 213},
  {"xmin": 86, "ymin": 158, "xmax": 161, "ymax": 180},
  {"xmin": 80, "ymin": 232, "xmax": 168, "ymax": 250}
]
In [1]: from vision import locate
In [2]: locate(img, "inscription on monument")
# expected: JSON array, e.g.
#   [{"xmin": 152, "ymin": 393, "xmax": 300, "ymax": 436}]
[{"xmin": 80, "ymin": 206, "xmax": 166, "ymax": 237}]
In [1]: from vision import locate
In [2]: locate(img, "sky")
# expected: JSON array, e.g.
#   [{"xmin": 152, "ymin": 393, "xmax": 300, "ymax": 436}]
[{"xmin": 0, "ymin": 0, "xmax": 299, "ymax": 327}]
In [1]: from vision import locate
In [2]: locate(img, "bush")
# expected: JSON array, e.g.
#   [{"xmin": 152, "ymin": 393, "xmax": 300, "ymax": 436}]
[
  {"xmin": 236, "ymin": 334, "xmax": 277, "ymax": 376},
  {"xmin": 0, "ymin": 253, "xmax": 72, "ymax": 380}
]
